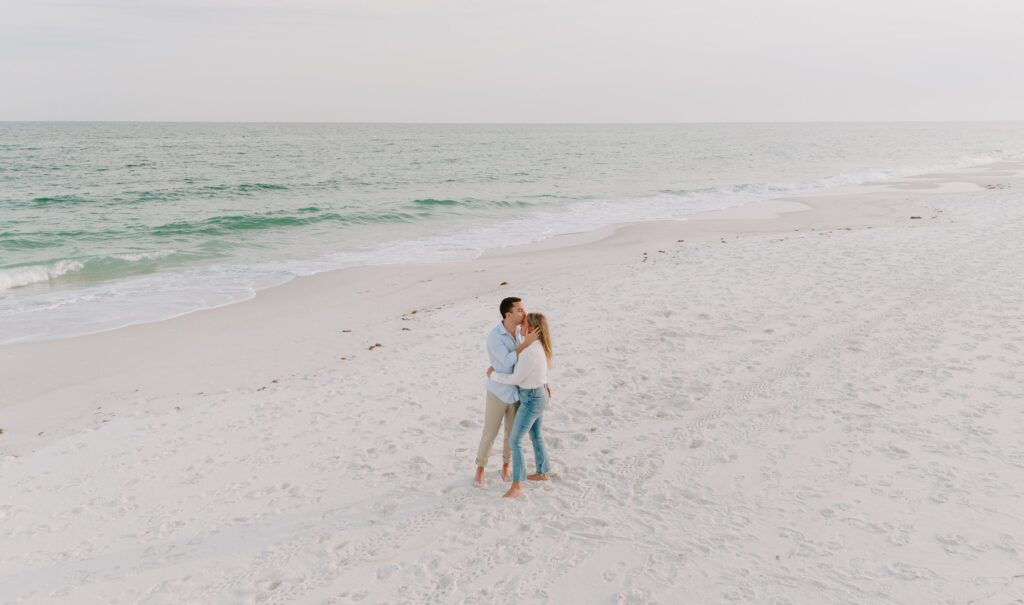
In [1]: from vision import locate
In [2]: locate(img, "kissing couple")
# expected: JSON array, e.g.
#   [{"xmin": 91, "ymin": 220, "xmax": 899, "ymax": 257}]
[{"xmin": 473, "ymin": 296, "xmax": 553, "ymax": 499}]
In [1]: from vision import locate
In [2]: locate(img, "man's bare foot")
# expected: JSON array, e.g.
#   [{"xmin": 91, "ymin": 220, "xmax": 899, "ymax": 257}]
[
  {"xmin": 501, "ymin": 463, "xmax": 512, "ymax": 482},
  {"xmin": 527, "ymin": 473, "xmax": 548, "ymax": 481},
  {"xmin": 503, "ymin": 482, "xmax": 522, "ymax": 499},
  {"xmin": 474, "ymin": 466, "xmax": 485, "ymax": 487}
]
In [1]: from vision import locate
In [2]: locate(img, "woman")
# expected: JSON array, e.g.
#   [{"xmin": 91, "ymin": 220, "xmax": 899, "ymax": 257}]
[{"xmin": 487, "ymin": 312, "xmax": 552, "ymax": 499}]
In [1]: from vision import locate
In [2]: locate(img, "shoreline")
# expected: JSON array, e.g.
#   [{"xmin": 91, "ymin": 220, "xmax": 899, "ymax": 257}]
[
  {"xmin": 0, "ymin": 153, "xmax": 1011, "ymax": 347},
  {"xmin": 2, "ymin": 161, "xmax": 1020, "ymax": 451}
]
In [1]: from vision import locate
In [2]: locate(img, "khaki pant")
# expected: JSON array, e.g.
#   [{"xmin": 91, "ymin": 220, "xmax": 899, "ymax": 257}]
[{"xmin": 475, "ymin": 391, "xmax": 520, "ymax": 468}]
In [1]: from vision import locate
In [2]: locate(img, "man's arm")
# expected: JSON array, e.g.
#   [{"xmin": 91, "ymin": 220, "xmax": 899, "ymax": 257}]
[{"xmin": 488, "ymin": 354, "xmax": 528, "ymax": 385}]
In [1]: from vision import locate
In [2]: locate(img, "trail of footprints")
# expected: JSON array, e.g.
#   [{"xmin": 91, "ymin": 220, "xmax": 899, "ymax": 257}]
[
  {"xmin": 404, "ymin": 205, "xmax": 1022, "ymax": 602},
  {"xmin": 7, "ymin": 192, "xmax": 1021, "ymax": 604}
]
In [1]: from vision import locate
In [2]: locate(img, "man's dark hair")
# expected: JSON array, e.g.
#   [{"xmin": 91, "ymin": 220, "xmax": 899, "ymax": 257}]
[{"xmin": 500, "ymin": 297, "xmax": 522, "ymax": 319}]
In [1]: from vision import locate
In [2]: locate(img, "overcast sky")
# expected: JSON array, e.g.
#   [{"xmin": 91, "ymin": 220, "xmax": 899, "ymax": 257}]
[{"xmin": 2, "ymin": 0, "xmax": 1023, "ymax": 122}]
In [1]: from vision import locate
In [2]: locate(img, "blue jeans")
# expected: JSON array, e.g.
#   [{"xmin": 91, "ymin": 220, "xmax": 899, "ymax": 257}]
[{"xmin": 509, "ymin": 387, "xmax": 550, "ymax": 482}]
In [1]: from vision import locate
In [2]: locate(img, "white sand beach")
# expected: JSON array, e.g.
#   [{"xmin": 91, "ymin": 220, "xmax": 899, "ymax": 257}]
[{"xmin": 2, "ymin": 162, "xmax": 1024, "ymax": 604}]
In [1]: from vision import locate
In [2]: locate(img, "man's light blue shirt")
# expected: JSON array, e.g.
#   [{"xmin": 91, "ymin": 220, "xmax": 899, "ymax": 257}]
[{"xmin": 486, "ymin": 323, "xmax": 521, "ymax": 404}]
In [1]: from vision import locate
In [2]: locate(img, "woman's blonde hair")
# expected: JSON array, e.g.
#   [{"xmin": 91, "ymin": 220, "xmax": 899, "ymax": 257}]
[{"xmin": 526, "ymin": 312, "xmax": 552, "ymax": 367}]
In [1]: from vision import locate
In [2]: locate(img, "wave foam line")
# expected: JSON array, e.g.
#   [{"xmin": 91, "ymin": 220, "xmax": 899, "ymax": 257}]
[
  {"xmin": 0, "ymin": 249, "xmax": 179, "ymax": 292},
  {"xmin": 0, "ymin": 260, "xmax": 85, "ymax": 291}
]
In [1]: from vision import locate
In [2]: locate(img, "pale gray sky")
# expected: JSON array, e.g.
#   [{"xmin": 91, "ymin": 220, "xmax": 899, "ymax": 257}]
[{"xmin": 2, "ymin": 0, "xmax": 1022, "ymax": 122}]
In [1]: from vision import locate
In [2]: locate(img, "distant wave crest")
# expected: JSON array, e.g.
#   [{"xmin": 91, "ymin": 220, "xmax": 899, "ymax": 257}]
[
  {"xmin": 26, "ymin": 183, "xmax": 291, "ymax": 207},
  {"xmin": 656, "ymin": 154, "xmax": 1003, "ymax": 204},
  {"xmin": 31, "ymin": 195, "xmax": 92, "ymax": 205},
  {"xmin": 411, "ymin": 197, "xmax": 529, "ymax": 210},
  {"xmin": 412, "ymin": 198, "xmax": 465, "ymax": 207},
  {"xmin": 148, "ymin": 199, "xmax": 534, "ymax": 238},
  {"xmin": 151, "ymin": 209, "xmax": 419, "ymax": 237}
]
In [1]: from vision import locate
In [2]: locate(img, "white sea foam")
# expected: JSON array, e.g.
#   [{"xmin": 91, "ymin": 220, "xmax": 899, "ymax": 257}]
[
  {"xmin": 109, "ymin": 249, "xmax": 177, "ymax": 262},
  {"xmin": 0, "ymin": 260, "xmax": 85, "ymax": 292},
  {"xmin": 0, "ymin": 250, "xmax": 177, "ymax": 294},
  {"xmin": 0, "ymin": 262, "xmax": 277, "ymax": 344}
]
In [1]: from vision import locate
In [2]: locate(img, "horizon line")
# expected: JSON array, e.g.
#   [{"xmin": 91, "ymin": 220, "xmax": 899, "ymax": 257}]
[{"xmin": 3, "ymin": 119, "xmax": 1024, "ymax": 125}]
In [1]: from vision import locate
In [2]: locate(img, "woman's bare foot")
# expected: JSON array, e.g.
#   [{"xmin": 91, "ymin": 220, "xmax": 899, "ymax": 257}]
[
  {"xmin": 503, "ymin": 482, "xmax": 522, "ymax": 499},
  {"xmin": 474, "ymin": 466, "xmax": 485, "ymax": 487},
  {"xmin": 501, "ymin": 463, "xmax": 512, "ymax": 482},
  {"xmin": 527, "ymin": 473, "xmax": 548, "ymax": 481}
]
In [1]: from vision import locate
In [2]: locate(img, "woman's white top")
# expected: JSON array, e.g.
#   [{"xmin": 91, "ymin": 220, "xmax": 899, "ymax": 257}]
[{"xmin": 490, "ymin": 341, "xmax": 549, "ymax": 388}]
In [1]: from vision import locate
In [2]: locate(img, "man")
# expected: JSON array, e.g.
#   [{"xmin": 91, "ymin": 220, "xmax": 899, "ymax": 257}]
[{"xmin": 474, "ymin": 297, "xmax": 539, "ymax": 486}]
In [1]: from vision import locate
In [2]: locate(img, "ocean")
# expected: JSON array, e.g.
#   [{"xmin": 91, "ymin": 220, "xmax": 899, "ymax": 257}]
[{"xmin": 2, "ymin": 122, "xmax": 1022, "ymax": 343}]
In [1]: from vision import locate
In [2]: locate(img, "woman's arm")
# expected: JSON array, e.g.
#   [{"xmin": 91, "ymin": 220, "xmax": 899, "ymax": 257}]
[
  {"xmin": 487, "ymin": 327, "xmax": 540, "ymax": 368},
  {"xmin": 489, "ymin": 346, "xmax": 535, "ymax": 385}
]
